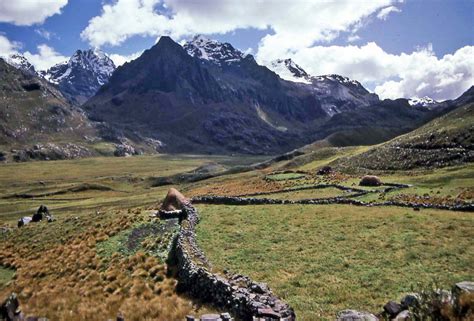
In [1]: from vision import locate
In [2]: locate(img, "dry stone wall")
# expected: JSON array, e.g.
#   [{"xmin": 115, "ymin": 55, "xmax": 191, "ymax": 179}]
[
  {"xmin": 192, "ymin": 195, "xmax": 473, "ymax": 212},
  {"xmin": 173, "ymin": 205, "xmax": 296, "ymax": 321}
]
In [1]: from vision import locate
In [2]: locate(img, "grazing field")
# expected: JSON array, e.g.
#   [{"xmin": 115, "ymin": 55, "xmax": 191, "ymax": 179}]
[
  {"xmin": 196, "ymin": 204, "xmax": 474, "ymax": 320},
  {"xmin": 252, "ymin": 187, "xmax": 350, "ymax": 200},
  {"xmin": 0, "ymin": 151, "xmax": 472, "ymax": 320},
  {"xmin": 0, "ymin": 154, "xmax": 264, "ymax": 223},
  {"xmin": 0, "ymin": 154, "xmax": 263, "ymax": 320}
]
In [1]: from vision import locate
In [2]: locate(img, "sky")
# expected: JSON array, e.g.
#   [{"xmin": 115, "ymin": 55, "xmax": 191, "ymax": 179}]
[{"xmin": 0, "ymin": 0, "xmax": 473, "ymax": 100}]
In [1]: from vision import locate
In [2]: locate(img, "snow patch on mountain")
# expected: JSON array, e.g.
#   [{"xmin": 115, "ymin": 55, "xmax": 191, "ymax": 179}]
[
  {"xmin": 269, "ymin": 59, "xmax": 311, "ymax": 84},
  {"xmin": 268, "ymin": 58, "xmax": 364, "ymax": 89},
  {"xmin": 4, "ymin": 54, "xmax": 37, "ymax": 75},
  {"xmin": 313, "ymin": 74, "xmax": 361, "ymax": 87},
  {"xmin": 40, "ymin": 49, "xmax": 116, "ymax": 104},
  {"xmin": 184, "ymin": 35, "xmax": 246, "ymax": 66},
  {"xmin": 408, "ymin": 96, "xmax": 438, "ymax": 107},
  {"xmin": 45, "ymin": 49, "xmax": 115, "ymax": 86}
]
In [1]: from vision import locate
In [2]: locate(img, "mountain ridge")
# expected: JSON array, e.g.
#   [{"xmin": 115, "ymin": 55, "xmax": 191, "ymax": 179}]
[
  {"xmin": 83, "ymin": 36, "xmax": 463, "ymax": 155},
  {"xmin": 42, "ymin": 48, "xmax": 116, "ymax": 105}
]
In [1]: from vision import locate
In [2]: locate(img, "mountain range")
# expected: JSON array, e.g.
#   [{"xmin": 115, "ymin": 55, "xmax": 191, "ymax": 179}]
[{"xmin": 1, "ymin": 35, "xmax": 472, "ymax": 161}]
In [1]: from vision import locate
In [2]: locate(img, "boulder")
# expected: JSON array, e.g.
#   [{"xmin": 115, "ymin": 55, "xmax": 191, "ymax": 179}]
[
  {"xmin": 256, "ymin": 308, "xmax": 281, "ymax": 318},
  {"xmin": 383, "ymin": 301, "xmax": 402, "ymax": 317},
  {"xmin": 336, "ymin": 309, "xmax": 378, "ymax": 321},
  {"xmin": 317, "ymin": 166, "xmax": 333, "ymax": 175},
  {"xmin": 359, "ymin": 175, "xmax": 382, "ymax": 186},
  {"xmin": 200, "ymin": 314, "xmax": 221, "ymax": 321},
  {"xmin": 160, "ymin": 188, "xmax": 190, "ymax": 211},
  {"xmin": 393, "ymin": 310, "xmax": 410, "ymax": 321},
  {"xmin": 401, "ymin": 293, "xmax": 420, "ymax": 309},
  {"xmin": 113, "ymin": 143, "xmax": 138, "ymax": 157},
  {"xmin": 452, "ymin": 281, "xmax": 474, "ymax": 317}
]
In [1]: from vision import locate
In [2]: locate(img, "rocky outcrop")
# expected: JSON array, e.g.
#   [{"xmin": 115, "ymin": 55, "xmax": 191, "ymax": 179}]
[
  {"xmin": 12, "ymin": 144, "xmax": 92, "ymax": 162},
  {"xmin": 173, "ymin": 204, "xmax": 295, "ymax": 320}
]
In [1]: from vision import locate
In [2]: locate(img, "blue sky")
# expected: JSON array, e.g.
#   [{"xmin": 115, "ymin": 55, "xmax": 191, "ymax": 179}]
[{"xmin": 0, "ymin": 0, "xmax": 473, "ymax": 100}]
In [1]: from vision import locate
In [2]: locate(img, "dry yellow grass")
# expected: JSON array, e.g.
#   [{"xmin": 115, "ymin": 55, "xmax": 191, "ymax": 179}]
[{"xmin": 0, "ymin": 206, "xmax": 214, "ymax": 320}]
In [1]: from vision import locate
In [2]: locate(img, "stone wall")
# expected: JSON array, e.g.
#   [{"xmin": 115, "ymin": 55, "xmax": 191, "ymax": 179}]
[
  {"xmin": 173, "ymin": 205, "xmax": 296, "ymax": 321},
  {"xmin": 192, "ymin": 195, "xmax": 473, "ymax": 212},
  {"xmin": 234, "ymin": 183, "xmax": 370, "ymax": 198}
]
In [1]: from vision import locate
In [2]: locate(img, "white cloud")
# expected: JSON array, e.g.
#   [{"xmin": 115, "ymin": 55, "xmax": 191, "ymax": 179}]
[
  {"xmin": 80, "ymin": 0, "xmax": 471, "ymax": 101},
  {"xmin": 23, "ymin": 44, "xmax": 68, "ymax": 71},
  {"xmin": 81, "ymin": 0, "xmax": 395, "ymax": 47},
  {"xmin": 347, "ymin": 34, "xmax": 361, "ymax": 43},
  {"xmin": 109, "ymin": 51, "xmax": 143, "ymax": 66},
  {"xmin": 242, "ymin": 47, "xmax": 254, "ymax": 56},
  {"xmin": 0, "ymin": 35, "xmax": 21, "ymax": 57},
  {"xmin": 260, "ymin": 42, "xmax": 473, "ymax": 101},
  {"xmin": 35, "ymin": 28, "xmax": 54, "ymax": 40},
  {"xmin": 0, "ymin": 0, "xmax": 68, "ymax": 26},
  {"xmin": 376, "ymin": 6, "xmax": 401, "ymax": 20}
]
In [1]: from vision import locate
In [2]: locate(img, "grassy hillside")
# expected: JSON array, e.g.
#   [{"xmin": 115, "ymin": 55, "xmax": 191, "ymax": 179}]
[
  {"xmin": 0, "ymin": 59, "xmax": 114, "ymax": 161},
  {"xmin": 335, "ymin": 102, "xmax": 473, "ymax": 171}
]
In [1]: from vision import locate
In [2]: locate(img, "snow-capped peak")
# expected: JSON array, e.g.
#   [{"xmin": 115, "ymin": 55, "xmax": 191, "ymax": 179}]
[
  {"xmin": 45, "ymin": 48, "xmax": 116, "ymax": 86},
  {"xmin": 269, "ymin": 58, "xmax": 311, "ymax": 84},
  {"xmin": 184, "ymin": 34, "xmax": 245, "ymax": 65},
  {"xmin": 313, "ymin": 74, "xmax": 361, "ymax": 87},
  {"xmin": 408, "ymin": 96, "xmax": 438, "ymax": 107},
  {"xmin": 5, "ymin": 54, "xmax": 37, "ymax": 75},
  {"xmin": 69, "ymin": 49, "xmax": 115, "ymax": 83},
  {"xmin": 40, "ymin": 49, "xmax": 117, "ymax": 104},
  {"xmin": 268, "ymin": 59, "xmax": 364, "ymax": 88}
]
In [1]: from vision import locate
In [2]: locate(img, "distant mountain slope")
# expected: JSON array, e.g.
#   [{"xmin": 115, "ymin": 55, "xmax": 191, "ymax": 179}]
[
  {"xmin": 42, "ymin": 49, "xmax": 116, "ymax": 105},
  {"xmin": 85, "ymin": 36, "xmax": 327, "ymax": 154},
  {"xmin": 335, "ymin": 88, "xmax": 474, "ymax": 170},
  {"xmin": 0, "ymin": 58, "xmax": 156, "ymax": 162},
  {"xmin": 268, "ymin": 58, "xmax": 380, "ymax": 116},
  {"xmin": 83, "ymin": 35, "xmax": 468, "ymax": 155},
  {"xmin": 0, "ymin": 58, "xmax": 107, "ymax": 161}
]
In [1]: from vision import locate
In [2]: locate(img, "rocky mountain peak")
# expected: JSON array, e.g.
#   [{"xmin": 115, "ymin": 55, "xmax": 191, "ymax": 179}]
[
  {"xmin": 183, "ymin": 34, "xmax": 245, "ymax": 65},
  {"xmin": 48, "ymin": 48, "xmax": 115, "ymax": 86},
  {"xmin": 42, "ymin": 48, "xmax": 116, "ymax": 105},
  {"xmin": 5, "ymin": 54, "xmax": 37, "ymax": 76},
  {"xmin": 269, "ymin": 58, "xmax": 311, "ymax": 84}
]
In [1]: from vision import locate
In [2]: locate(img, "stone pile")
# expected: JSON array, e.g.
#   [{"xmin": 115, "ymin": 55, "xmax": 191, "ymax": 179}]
[{"xmin": 337, "ymin": 281, "xmax": 474, "ymax": 321}]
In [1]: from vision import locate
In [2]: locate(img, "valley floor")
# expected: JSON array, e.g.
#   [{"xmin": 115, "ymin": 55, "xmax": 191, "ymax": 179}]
[{"xmin": 0, "ymin": 152, "xmax": 472, "ymax": 320}]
